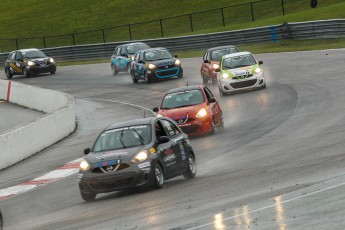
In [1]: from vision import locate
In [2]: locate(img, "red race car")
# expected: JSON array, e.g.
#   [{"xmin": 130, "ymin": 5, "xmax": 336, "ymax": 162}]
[
  {"xmin": 200, "ymin": 45, "xmax": 239, "ymax": 85},
  {"xmin": 153, "ymin": 85, "xmax": 224, "ymax": 136}
]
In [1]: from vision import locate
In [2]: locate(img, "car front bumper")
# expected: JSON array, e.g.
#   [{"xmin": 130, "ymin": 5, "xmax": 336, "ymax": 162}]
[
  {"xmin": 27, "ymin": 63, "xmax": 56, "ymax": 74},
  {"xmin": 219, "ymin": 74, "xmax": 265, "ymax": 93}
]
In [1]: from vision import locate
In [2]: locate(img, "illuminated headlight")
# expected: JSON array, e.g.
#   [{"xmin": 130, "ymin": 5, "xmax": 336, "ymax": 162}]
[
  {"xmin": 27, "ymin": 61, "xmax": 35, "ymax": 66},
  {"xmin": 149, "ymin": 64, "xmax": 156, "ymax": 69},
  {"xmin": 221, "ymin": 73, "xmax": 229, "ymax": 79},
  {"xmin": 131, "ymin": 56, "xmax": 135, "ymax": 60},
  {"xmin": 131, "ymin": 150, "xmax": 148, "ymax": 163},
  {"xmin": 50, "ymin": 58, "xmax": 55, "ymax": 63},
  {"xmin": 157, "ymin": 113, "xmax": 163, "ymax": 117},
  {"xmin": 80, "ymin": 159, "xmax": 91, "ymax": 171},
  {"xmin": 175, "ymin": 59, "xmax": 181, "ymax": 65},
  {"xmin": 254, "ymin": 67, "xmax": 261, "ymax": 74},
  {"xmin": 212, "ymin": 64, "xmax": 219, "ymax": 69},
  {"xmin": 196, "ymin": 108, "xmax": 207, "ymax": 118}
]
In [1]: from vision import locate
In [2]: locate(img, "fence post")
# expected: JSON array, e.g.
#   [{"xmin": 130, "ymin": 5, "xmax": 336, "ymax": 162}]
[
  {"xmin": 128, "ymin": 24, "xmax": 132, "ymax": 40},
  {"xmin": 221, "ymin": 8, "xmax": 225, "ymax": 27},
  {"xmin": 72, "ymin": 34, "xmax": 75, "ymax": 46},
  {"xmin": 15, "ymin": 38, "xmax": 19, "ymax": 50},
  {"xmin": 102, "ymin": 29, "xmax": 106, "ymax": 43},
  {"xmin": 281, "ymin": 0, "xmax": 285, "ymax": 15},
  {"xmin": 189, "ymin": 14, "xmax": 194, "ymax": 32},
  {"xmin": 160, "ymin": 19, "xmax": 164, "ymax": 37},
  {"xmin": 43, "ymin": 37, "xmax": 46, "ymax": 48},
  {"xmin": 250, "ymin": 2, "xmax": 254, "ymax": 21}
]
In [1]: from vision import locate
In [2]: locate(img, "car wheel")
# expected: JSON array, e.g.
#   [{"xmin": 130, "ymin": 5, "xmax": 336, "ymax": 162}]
[
  {"xmin": 23, "ymin": 68, "xmax": 30, "ymax": 78},
  {"xmin": 210, "ymin": 118, "xmax": 216, "ymax": 135},
  {"xmin": 131, "ymin": 71, "xmax": 138, "ymax": 83},
  {"xmin": 219, "ymin": 87, "xmax": 226, "ymax": 97},
  {"xmin": 127, "ymin": 63, "xmax": 131, "ymax": 74},
  {"xmin": 202, "ymin": 74, "xmax": 208, "ymax": 84},
  {"xmin": 0, "ymin": 210, "xmax": 3, "ymax": 230},
  {"xmin": 144, "ymin": 72, "xmax": 151, "ymax": 84},
  {"xmin": 211, "ymin": 77, "xmax": 217, "ymax": 85},
  {"xmin": 50, "ymin": 70, "xmax": 56, "ymax": 75},
  {"xmin": 111, "ymin": 64, "xmax": 118, "ymax": 75},
  {"xmin": 152, "ymin": 163, "xmax": 164, "ymax": 188},
  {"xmin": 5, "ymin": 67, "xmax": 13, "ymax": 79},
  {"xmin": 183, "ymin": 153, "xmax": 196, "ymax": 179},
  {"xmin": 80, "ymin": 190, "xmax": 96, "ymax": 202},
  {"xmin": 178, "ymin": 71, "xmax": 183, "ymax": 78},
  {"xmin": 261, "ymin": 82, "xmax": 267, "ymax": 89}
]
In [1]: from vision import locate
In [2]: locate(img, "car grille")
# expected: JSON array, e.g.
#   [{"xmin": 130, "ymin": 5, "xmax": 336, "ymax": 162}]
[
  {"xmin": 230, "ymin": 79, "xmax": 257, "ymax": 89},
  {"xmin": 90, "ymin": 178, "xmax": 135, "ymax": 190},
  {"xmin": 232, "ymin": 74, "xmax": 253, "ymax": 79},
  {"xmin": 155, "ymin": 68, "xmax": 179, "ymax": 78},
  {"xmin": 174, "ymin": 117, "xmax": 195, "ymax": 124},
  {"xmin": 91, "ymin": 163, "xmax": 129, "ymax": 173},
  {"xmin": 179, "ymin": 125, "xmax": 199, "ymax": 134},
  {"xmin": 157, "ymin": 64, "xmax": 175, "ymax": 69}
]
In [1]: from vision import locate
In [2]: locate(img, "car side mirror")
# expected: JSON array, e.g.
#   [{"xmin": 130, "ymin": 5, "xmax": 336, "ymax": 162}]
[
  {"xmin": 258, "ymin": 61, "xmax": 263, "ymax": 65},
  {"xmin": 215, "ymin": 68, "xmax": 220, "ymax": 72},
  {"xmin": 121, "ymin": 53, "xmax": 128, "ymax": 58},
  {"xmin": 174, "ymin": 55, "xmax": 178, "ymax": 58},
  {"xmin": 84, "ymin": 148, "xmax": 90, "ymax": 155},
  {"xmin": 209, "ymin": 97, "xmax": 216, "ymax": 103},
  {"xmin": 138, "ymin": 60, "xmax": 144, "ymax": 64},
  {"xmin": 204, "ymin": 60, "xmax": 209, "ymax": 63},
  {"xmin": 158, "ymin": 136, "xmax": 169, "ymax": 144},
  {"xmin": 153, "ymin": 107, "xmax": 159, "ymax": 112},
  {"xmin": 17, "ymin": 58, "xmax": 23, "ymax": 62}
]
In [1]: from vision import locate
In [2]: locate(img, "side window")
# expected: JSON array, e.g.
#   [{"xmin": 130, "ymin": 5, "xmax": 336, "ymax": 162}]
[
  {"xmin": 203, "ymin": 86, "xmax": 214, "ymax": 101},
  {"xmin": 155, "ymin": 120, "xmax": 167, "ymax": 139},
  {"xmin": 161, "ymin": 119, "xmax": 181, "ymax": 137},
  {"xmin": 139, "ymin": 52, "xmax": 144, "ymax": 62},
  {"xmin": 115, "ymin": 47, "xmax": 121, "ymax": 56},
  {"xmin": 134, "ymin": 53, "xmax": 139, "ymax": 62},
  {"xmin": 15, "ymin": 51, "xmax": 23, "ymax": 61},
  {"xmin": 9, "ymin": 52, "xmax": 15, "ymax": 60},
  {"xmin": 120, "ymin": 47, "xmax": 127, "ymax": 56},
  {"xmin": 203, "ymin": 51, "xmax": 208, "ymax": 61}
]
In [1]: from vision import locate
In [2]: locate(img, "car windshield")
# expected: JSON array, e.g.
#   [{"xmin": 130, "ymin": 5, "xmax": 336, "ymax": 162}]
[
  {"xmin": 222, "ymin": 54, "xmax": 257, "ymax": 69},
  {"xmin": 145, "ymin": 50, "xmax": 173, "ymax": 61},
  {"xmin": 210, "ymin": 48, "xmax": 238, "ymax": 61},
  {"xmin": 126, "ymin": 44, "xmax": 150, "ymax": 55},
  {"xmin": 92, "ymin": 125, "xmax": 151, "ymax": 152},
  {"xmin": 22, "ymin": 50, "xmax": 47, "ymax": 59},
  {"xmin": 161, "ymin": 89, "xmax": 205, "ymax": 109}
]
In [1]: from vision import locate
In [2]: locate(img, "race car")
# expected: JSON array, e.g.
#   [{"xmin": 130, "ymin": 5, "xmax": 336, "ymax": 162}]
[
  {"xmin": 216, "ymin": 51, "xmax": 266, "ymax": 96},
  {"xmin": 4, "ymin": 48, "xmax": 56, "ymax": 79},
  {"xmin": 200, "ymin": 45, "xmax": 239, "ymax": 85},
  {"xmin": 78, "ymin": 117, "xmax": 196, "ymax": 201},
  {"xmin": 153, "ymin": 85, "xmax": 223, "ymax": 136},
  {"xmin": 130, "ymin": 47, "xmax": 183, "ymax": 84},
  {"xmin": 111, "ymin": 42, "xmax": 150, "ymax": 75}
]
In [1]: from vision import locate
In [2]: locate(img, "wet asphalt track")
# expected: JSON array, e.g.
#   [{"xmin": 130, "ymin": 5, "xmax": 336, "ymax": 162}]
[{"xmin": 1, "ymin": 49, "xmax": 345, "ymax": 229}]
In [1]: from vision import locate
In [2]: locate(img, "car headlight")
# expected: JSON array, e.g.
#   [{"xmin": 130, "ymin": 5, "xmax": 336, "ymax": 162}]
[
  {"xmin": 175, "ymin": 59, "xmax": 181, "ymax": 65},
  {"xmin": 131, "ymin": 56, "xmax": 135, "ymax": 60},
  {"xmin": 149, "ymin": 64, "xmax": 156, "ymax": 69},
  {"xmin": 196, "ymin": 108, "xmax": 207, "ymax": 118},
  {"xmin": 80, "ymin": 159, "xmax": 91, "ymax": 171},
  {"xmin": 27, "ymin": 61, "xmax": 35, "ymax": 66},
  {"xmin": 221, "ymin": 73, "xmax": 229, "ymax": 79},
  {"xmin": 212, "ymin": 64, "xmax": 219, "ymax": 69},
  {"xmin": 131, "ymin": 150, "xmax": 148, "ymax": 163},
  {"xmin": 254, "ymin": 67, "xmax": 261, "ymax": 74},
  {"xmin": 50, "ymin": 58, "xmax": 55, "ymax": 63}
]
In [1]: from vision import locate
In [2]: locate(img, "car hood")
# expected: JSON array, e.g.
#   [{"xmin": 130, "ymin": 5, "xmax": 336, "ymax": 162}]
[
  {"xmin": 86, "ymin": 145, "xmax": 147, "ymax": 163},
  {"xmin": 222, "ymin": 64, "xmax": 259, "ymax": 77},
  {"xmin": 158, "ymin": 103, "xmax": 204, "ymax": 119},
  {"xmin": 147, "ymin": 58, "xmax": 176, "ymax": 66},
  {"xmin": 25, "ymin": 57, "xmax": 50, "ymax": 62}
]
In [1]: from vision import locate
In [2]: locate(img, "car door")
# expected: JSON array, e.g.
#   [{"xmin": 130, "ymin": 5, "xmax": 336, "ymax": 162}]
[
  {"xmin": 204, "ymin": 86, "xmax": 221, "ymax": 125},
  {"xmin": 118, "ymin": 46, "xmax": 128, "ymax": 70},
  {"xmin": 111, "ymin": 47, "xmax": 121, "ymax": 68},
  {"xmin": 201, "ymin": 51, "xmax": 211, "ymax": 78},
  {"xmin": 160, "ymin": 119, "xmax": 186, "ymax": 175},
  {"xmin": 136, "ymin": 52, "xmax": 145, "ymax": 77}
]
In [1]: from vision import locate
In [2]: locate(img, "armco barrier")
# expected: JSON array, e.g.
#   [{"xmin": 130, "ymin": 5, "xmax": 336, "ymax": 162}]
[{"xmin": 0, "ymin": 80, "xmax": 76, "ymax": 170}]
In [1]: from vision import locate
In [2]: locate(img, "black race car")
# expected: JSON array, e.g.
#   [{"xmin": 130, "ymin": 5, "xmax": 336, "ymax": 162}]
[
  {"xmin": 78, "ymin": 117, "xmax": 196, "ymax": 201},
  {"xmin": 130, "ymin": 47, "xmax": 183, "ymax": 84},
  {"xmin": 4, "ymin": 48, "xmax": 56, "ymax": 79}
]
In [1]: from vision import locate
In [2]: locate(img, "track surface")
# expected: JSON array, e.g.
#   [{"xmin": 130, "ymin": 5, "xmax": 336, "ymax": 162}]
[{"xmin": 1, "ymin": 50, "xmax": 345, "ymax": 229}]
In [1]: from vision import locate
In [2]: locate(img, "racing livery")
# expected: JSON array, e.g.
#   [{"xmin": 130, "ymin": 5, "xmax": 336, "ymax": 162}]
[
  {"xmin": 78, "ymin": 117, "xmax": 196, "ymax": 201},
  {"xmin": 216, "ymin": 51, "xmax": 266, "ymax": 96},
  {"xmin": 111, "ymin": 42, "xmax": 150, "ymax": 75},
  {"xmin": 153, "ymin": 85, "xmax": 224, "ymax": 136},
  {"xmin": 4, "ymin": 48, "xmax": 56, "ymax": 79},
  {"xmin": 130, "ymin": 47, "xmax": 183, "ymax": 84},
  {"xmin": 201, "ymin": 45, "xmax": 239, "ymax": 85}
]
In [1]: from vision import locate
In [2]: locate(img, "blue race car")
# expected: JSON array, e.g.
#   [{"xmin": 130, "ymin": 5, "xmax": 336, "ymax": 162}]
[
  {"xmin": 111, "ymin": 42, "xmax": 150, "ymax": 75},
  {"xmin": 130, "ymin": 47, "xmax": 183, "ymax": 84}
]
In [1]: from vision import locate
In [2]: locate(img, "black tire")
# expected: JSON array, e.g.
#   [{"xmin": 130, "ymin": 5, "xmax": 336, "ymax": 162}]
[
  {"xmin": 127, "ymin": 63, "xmax": 131, "ymax": 74},
  {"xmin": 152, "ymin": 163, "xmax": 164, "ymax": 188},
  {"xmin": 178, "ymin": 70, "xmax": 183, "ymax": 78},
  {"xmin": 5, "ymin": 67, "xmax": 13, "ymax": 79},
  {"xmin": 111, "ymin": 64, "xmax": 118, "ymax": 75},
  {"xmin": 131, "ymin": 71, "xmax": 138, "ymax": 83},
  {"xmin": 0, "ymin": 210, "xmax": 3, "ymax": 230},
  {"xmin": 211, "ymin": 77, "xmax": 217, "ymax": 85},
  {"xmin": 183, "ymin": 153, "xmax": 196, "ymax": 179},
  {"xmin": 80, "ymin": 190, "xmax": 96, "ymax": 202},
  {"xmin": 144, "ymin": 72, "xmax": 151, "ymax": 84},
  {"xmin": 261, "ymin": 82, "xmax": 267, "ymax": 89},
  {"xmin": 23, "ymin": 68, "xmax": 30, "ymax": 78},
  {"xmin": 219, "ymin": 87, "xmax": 226, "ymax": 96},
  {"xmin": 50, "ymin": 70, "xmax": 56, "ymax": 75},
  {"xmin": 210, "ymin": 118, "xmax": 216, "ymax": 135}
]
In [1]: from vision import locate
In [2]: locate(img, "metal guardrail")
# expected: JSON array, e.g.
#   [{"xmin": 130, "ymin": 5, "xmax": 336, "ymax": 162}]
[{"xmin": 1, "ymin": 19, "xmax": 345, "ymax": 67}]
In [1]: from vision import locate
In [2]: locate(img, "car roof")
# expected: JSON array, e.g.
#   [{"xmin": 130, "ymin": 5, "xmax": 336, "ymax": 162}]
[
  {"xmin": 222, "ymin": 51, "xmax": 252, "ymax": 59},
  {"xmin": 105, "ymin": 117, "xmax": 156, "ymax": 130},
  {"xmin": 206, "ymin": 45, "xmax": 238, "ymax": 52},
  {"xmin": 121, "ymin": 42, "xmax": 148, "ymax": 47},
  {"xmin": 166, "ymin": 85, "xmax": 202, "ymax": 94},
  {"xmin": 142, "ymin": 47, "xmax": 168, "ymax": 52},
  {"xmin": 14, "ymin": 48, "xmax": 40, "ymax": 52}
]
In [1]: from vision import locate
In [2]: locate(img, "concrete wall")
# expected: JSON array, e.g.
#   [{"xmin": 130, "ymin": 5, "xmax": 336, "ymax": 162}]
[{"xmin": 0, "ymin": 80, "xmax": 76, "ymax": 170}]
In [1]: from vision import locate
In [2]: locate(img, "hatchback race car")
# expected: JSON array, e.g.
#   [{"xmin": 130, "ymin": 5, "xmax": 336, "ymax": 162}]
[
  {"xmin": 4, "ymin": 48, "xmax": 56, "ymax": 79},
  {"xmin": 216, "ymin": 51, "xmax": 266, "ymax": 96},
  {"xmin": 130, "ymin": 47, "xmax": 183, "ymax": 84},
  {"xmin": 153, "ymin": 85, "xmax": 223, "ymax": 136},
  {"xmin": 200, "ymin": 45, "xmax": 239, "ymax": 85},
  {"xmin": 78, "ymin": 117, "xmax": 196, "ymax": 201},
  {"xmin": 111, "ymin": 42, "xmax": 150, "ymax": 75}
]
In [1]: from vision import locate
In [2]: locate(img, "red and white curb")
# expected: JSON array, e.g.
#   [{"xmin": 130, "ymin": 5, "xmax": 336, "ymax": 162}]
[{"xmin": 0, "ymin": 158, "xmax": 83, "ymax": 201}]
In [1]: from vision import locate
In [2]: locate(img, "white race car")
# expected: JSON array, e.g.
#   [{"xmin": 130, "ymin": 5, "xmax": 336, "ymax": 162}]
[{"xmin": 216, "ymin": 51, "xmax": 266, "ymax": 96}]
